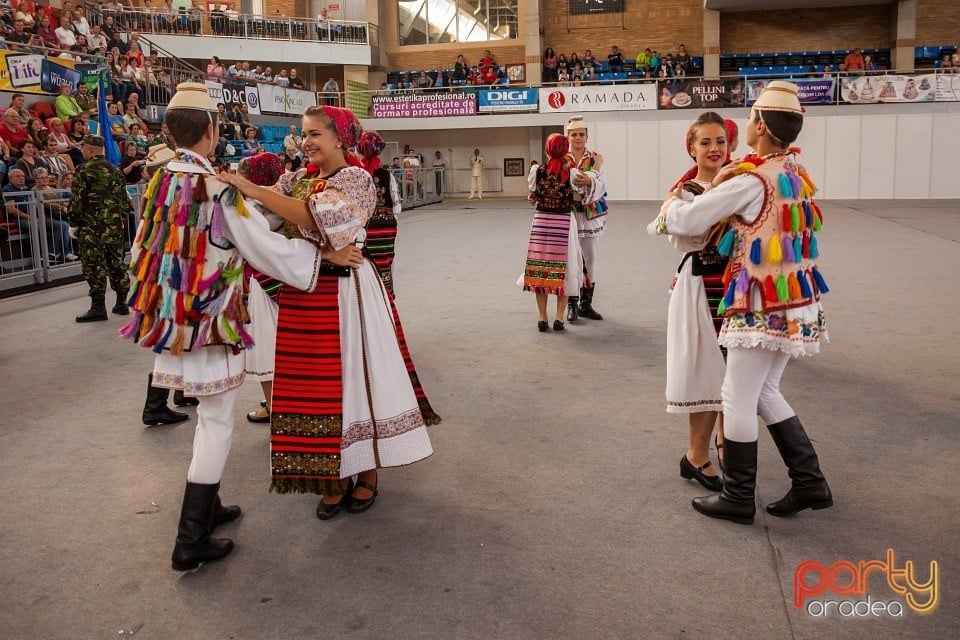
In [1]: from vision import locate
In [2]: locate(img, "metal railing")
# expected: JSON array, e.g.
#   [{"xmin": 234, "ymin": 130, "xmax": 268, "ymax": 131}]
[
  {"xmin": 1, "ymin": 188, "xmax": 140, "ymax": 294},
  {"xmin": 84, "ymin": 3, "xmax": 370, "ymax": 45},
  {"xmin": 447, "ymin": 168, "xmax": 503, "ymax": 195},
  {"xmin": 392, "ymin": 167, "xmax": 445, "ymax": 209}
]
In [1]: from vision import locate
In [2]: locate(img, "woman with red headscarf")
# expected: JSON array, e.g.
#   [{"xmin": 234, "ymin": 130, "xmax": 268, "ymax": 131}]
[
  {"xmin": 356, "ymin": 130, "xmax": 402, "ymax": 296},
  {"xmin": 220, "ymin": 106, "xmax": 437, "ymax": 521},
  {"xmin": 523, "ymin": 133, "xmax": 582, "ymax": 332},
  {"xmin": 658, "ymin": 112, "xmax": 737, "ymax": 493}
]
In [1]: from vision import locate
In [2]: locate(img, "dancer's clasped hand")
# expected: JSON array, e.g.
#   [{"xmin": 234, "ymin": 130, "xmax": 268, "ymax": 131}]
[{"xmin": 323, "ymin": 245, "xmax": 363, "ymax": 269}]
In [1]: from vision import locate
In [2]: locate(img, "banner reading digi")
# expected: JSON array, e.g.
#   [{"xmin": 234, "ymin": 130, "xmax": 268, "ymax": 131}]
[
  {"xmin": 0, "ymin": 51, "xmax": 79, "ymax": 94},
  {"xmin": 478, "ymin": 88, "xmax": 538, "ymax": 112}
]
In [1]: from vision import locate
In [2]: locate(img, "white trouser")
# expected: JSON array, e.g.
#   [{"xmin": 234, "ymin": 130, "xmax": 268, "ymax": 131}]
[
  {"xmin": 470, "ymin": 175, "xmax": 482, "ymax": 197},
  {"xmin": 721, "ymin": 347, "xmax": 795, "ymax": 442},
  {"xmin": 579, "ymin": 235, "xmax": 599, "ymax": 283},
  {"xmin": 186, "ymin": 387, "xmax": 239, "ymax": 484}
]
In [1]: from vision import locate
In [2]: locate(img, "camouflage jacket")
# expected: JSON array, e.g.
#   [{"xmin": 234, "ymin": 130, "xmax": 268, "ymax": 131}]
[{"xmin": 68, "ymin": 156, "xmax": 130, "ymax": 235}]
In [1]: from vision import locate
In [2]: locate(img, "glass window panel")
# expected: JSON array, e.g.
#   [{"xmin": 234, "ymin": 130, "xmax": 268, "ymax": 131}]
[
  {"xmin": 398, "ymin": 0, "xmax": 518, "ymax": 45},
  {"xmin": 398, "ymin": 0, "xmax": 428, "ymax": 46}
]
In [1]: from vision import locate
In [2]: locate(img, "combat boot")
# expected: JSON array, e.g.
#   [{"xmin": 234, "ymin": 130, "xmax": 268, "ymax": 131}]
[
  {"xmin": 112, "ymin": 293, "xmax": 129, "ymax": 315},
  {"xmin": 75, "ymin": 295, "xmax": 108, "ymax": 323}
]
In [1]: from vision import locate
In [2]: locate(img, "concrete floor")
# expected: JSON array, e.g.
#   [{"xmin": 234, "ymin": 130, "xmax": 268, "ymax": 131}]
[{"xmin": 1, "ymin": 198, "xmax": 958, "ymax": 639}]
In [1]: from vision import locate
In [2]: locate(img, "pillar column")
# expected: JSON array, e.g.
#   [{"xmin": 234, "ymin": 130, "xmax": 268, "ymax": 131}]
[
  {"xmin": 891, "ymin": 0, "xmax": 917, "ymax": 71},
  {"xmin": 703, "ymin": 8, "xmax": 720, "ymax": 78},
  {"xmin": 523, "ymin": 0, "xmax": 541, "ymax": 85}
]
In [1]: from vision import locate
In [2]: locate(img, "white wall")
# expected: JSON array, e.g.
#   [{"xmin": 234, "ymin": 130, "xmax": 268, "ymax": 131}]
[{"xmin": 365, "ymin": 104, "xmax": 960, "ymax": 199}]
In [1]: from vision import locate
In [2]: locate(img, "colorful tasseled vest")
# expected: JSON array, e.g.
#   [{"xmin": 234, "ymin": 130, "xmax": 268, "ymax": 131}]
[
  {"xmin": 119, "ymin": 160, "xmax": 253, "ymax": 355},
  {"xmin": 715, "ymin": 154, "xmax": 829, "ymax": 316},
  {"xmin": 566, "ymin": 150, "xmax": 608, "ymax": 220}
]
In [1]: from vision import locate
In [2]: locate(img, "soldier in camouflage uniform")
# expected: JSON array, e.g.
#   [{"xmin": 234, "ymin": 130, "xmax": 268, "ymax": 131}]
[{"xmin": 70, "ymin": 135, "xmax": 132, "ymax": 323}]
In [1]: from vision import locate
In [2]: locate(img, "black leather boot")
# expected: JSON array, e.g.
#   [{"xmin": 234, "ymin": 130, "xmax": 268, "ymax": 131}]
[
  {"xmin": 112, "ymin": 293, "xmax": 129, "ymax": 316},
  {"xmin": 171, "ymin": 482, "xmax": 235, "ymax": 571},
  {"xmin": 691, "ymin": 439, "xmax": 757, "ymax": 525},
  {"xmin": 566, "ymin": 296, "xmax": 580, "ymax": 322},
  {"xmin": 766, "ymin": 416, "xmax": 833, "ymax": 516},
  {"xmin": 173, "ymin": 390, "xmax": 200, "ymax": 407},
  {"xmin": 75, "ymin": 294, "xmax": 108, "ymax": 323},
  {"xmin": 578, "ymin": 284, "xmax": 604, "ymax": 320},
  {"xmin": 212, "ymin": 494, "xmax": 242, "ymax": 532},
  {"xmin": 142, "ymin": 374, "xmax": 189, "ymax": 426}
]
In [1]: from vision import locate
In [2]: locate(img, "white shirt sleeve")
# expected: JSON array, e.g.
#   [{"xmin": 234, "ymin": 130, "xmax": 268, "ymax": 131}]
[
  {"xmin": 663, "ymin": 173, "xmax": 766, "ymax": 237},
  {"xmin": 221, "ymin": 196, "xmax": 322, "ymax": 293}
]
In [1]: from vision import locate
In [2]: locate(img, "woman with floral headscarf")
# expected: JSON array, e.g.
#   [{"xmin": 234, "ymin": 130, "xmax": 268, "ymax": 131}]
[
  {"xmin": 523, "ymin": 133, "xmax": 582, "ymax": 332},
  {"xmin": 356, "ymin": 130, "xmax": 402, "ymax": 296},
  {"xmin": 220, "ymin": 106, "xmax": 438, "ymax": 521}
]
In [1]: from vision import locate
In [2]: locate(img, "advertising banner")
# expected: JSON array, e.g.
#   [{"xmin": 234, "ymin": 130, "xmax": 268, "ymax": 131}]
[
  {"xmin": 538, "ymin": 85, "xmax": 657, "ymax": 113},
  {"xmin": 371, "ymin": 91, "xmax": 477, "ymax": 118},
  {"xmin": 478, "ymin": 88, "xmax": 538, "ymax": 112},
  {"xmin": 258, "ymin": 85, "xmax": 316, "ymax": 115},
  {"xmin": 840, "ymin": 73, "xmax": 958, "ymax": 103},
  {"xmin": 204, "ymin": 80, "xmax": 248, "ymax": 109},
  {"xmin": 0, "ymin": 51, "xmax": 79, "ymax": 94},
  {"xmin": 746, "ymin": 78, "xmax": 836, "ymax": 105},
  {"xmin": 657, "ymin": 78, "xmax": 745, "ymax": 110},
  {"xmin": 244, "ymin": 85, "xmax": 261, "ymax": 115}
]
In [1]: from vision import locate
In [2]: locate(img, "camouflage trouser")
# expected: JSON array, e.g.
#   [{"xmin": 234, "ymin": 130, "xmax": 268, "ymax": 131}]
[{"xmin": 79, "ymin": 234, "xmax": 129, "ymax": 299}]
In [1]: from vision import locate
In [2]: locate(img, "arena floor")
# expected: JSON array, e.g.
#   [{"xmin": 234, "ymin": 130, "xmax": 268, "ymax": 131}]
[{"xmin": 1, "ymin": 197, "xmax": 957, "ymax": 639}]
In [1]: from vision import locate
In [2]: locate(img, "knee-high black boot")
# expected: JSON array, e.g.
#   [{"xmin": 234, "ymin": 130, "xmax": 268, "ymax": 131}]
[
  {"xmin": 171, "ymin": 482, "xmax": 235, "ymax": 571},
  {"xmin": 173, "ymin": 389, "xmax": 200, "ymax": 407},
  {"xmin": 566, "ymin": 296, "xmax": 579, "ymax": 322},
  {"xmin": 766, "ymin": 416, "xmax": 833, "ymax": 516},
  {"xmin": 142, "ymin": 374, "xmax": 189, "ymax": 426},
  {"xmin": 212, "ymin": 494, "xmax": 242, "ymax": 532},
  {"xmin": 691, "ymin": 439, "xmax": 757, "ymax": 525},
  {"xmin": 578, "ymin": 284, "xmax": 603, "ymax": 320}
]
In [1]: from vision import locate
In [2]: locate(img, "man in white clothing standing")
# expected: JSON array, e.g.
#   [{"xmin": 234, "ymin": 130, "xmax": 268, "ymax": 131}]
[{"xmin": 469, "ymin": 148, "xmax": 484, "ymax": 199}]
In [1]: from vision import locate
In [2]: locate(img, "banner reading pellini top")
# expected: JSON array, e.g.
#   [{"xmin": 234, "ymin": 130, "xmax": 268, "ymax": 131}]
[
  {"xmin": 258, "ymin": 85, "xmax": 317, "ymax": 115},
  {"xmin": 538, "ymin": 84, "xmax": 657, "ymax": 113},
  {"xmin": 478, "ymin": 88, "xmax": 538, "ymax": 112},
  {"xmin": 657, "ymin": 78, "xmax": 745, "ymax": 110},
  {"xmin": 0, "ymin": 51, "xmax": 79, "ymax": 94}
]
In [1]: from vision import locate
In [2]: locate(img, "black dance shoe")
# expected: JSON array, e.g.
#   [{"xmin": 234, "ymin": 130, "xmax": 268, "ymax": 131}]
[{"xmin": 680, "ymin": 455, "xmax": 723, "ymax": 492}]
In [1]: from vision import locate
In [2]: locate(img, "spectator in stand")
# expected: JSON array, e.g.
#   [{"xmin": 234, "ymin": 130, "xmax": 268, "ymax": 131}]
[
  {"xmin": 7, "ymin": 18, "xmax": 32, "ymax": 49},
  {"xmin": 46, "ymin": 118, "xmax": 82, "ymax": 169},
  {"xmin": 14, "ymin": 6, "xmax": 35, "ymax": 30},
  {"xmin": 636, "ymin": 48, "xmax": 652, "ymax": 76},
  {"xmin": 416, "ymin": 71, "xmax": 432, "ymax": 89},
  {"xmin": 188, "ymin": 0, "xmax": 203, "ymax": 35},
  {"xmin": 74, "ymin": 82, "xmax": 98, "ymax": 117},
  {"xmin": 584, "ymin": 67, "xmax": 597, "ymax": 84},
  {"xmin": 557, "ymin": 53, "xmax": 569, "ymax": 77},
  {"xmin": 120, "ymin": 58, "xmax": 144, "ymax": 103},
  {"xmin": 106, "ymin": 101, "xmax": 128, "ymax": 142},
  {"xmin": 9, "ymin": 94, "xmax": 29, "ymax": 126},
  {"xmin": 570, "ymin": 53, "xmax": 581, "ymax": 70},
  {"xmin": 481, "ymin": 64, "xmax": 499, "ymax": 86},
  {"xmin": 126, "ymin": 124, "xmax": 149, "ymax": 158},
  {"xmin": 843, "ymin": 48, "xmax": 865, "ymax": 75},
  {"xmin": 227, "ymin": 60, "xmax": 243, "ymax": 78},
  {"xmin": 283, "ymin": 145, "xmax": 301, "ymax": 172},
  {"xmin": 608, "ymin": 45, "xmax": 624, "ymax": 73},
  {"xmin": 68, "ymin": 118, "xmax": 87, "ymax": 148},
  {"xmin": 123, "ymin": 102, "xmax": 147, "ymax": 133},
  {"xmin": 262, "ymin": 66, "xmax": 275, "ymax": 82},
  {"xmin": 274, "ymin": 69, "xmax": 291, "ymax": 87},
  {"xmin": 288, "ymin": 68, "xmax": 305, "ymax": 89},
  {"xmin": 5, "ymin": 168, "xmax": 76, "ymax": 262},
  {"xmin": 39, "ymin": 136, "xmax": 72, "ymax": 178},
  {"xmin": 35, "ymin": 13, "xmax": 59, "ymax": 49},
  {"xmin": 676, "ymin": 44, "xmax": 691, "ymax": 74},
  {"xmin": 151, "ymin": 122, "xmax": 176, "ymax": 150},
  {"xmin": 158, "ymin": 0, "xmax": 177, "ymax": 33},
  {"xmin": 14, "ymin": 140, "xmax": 42, "ymax": 188},
  {"xmin": 109, "ymin": 30, "xmax": 127, "ymax": 55},
  {"xmin": 54, "ymin": 83, "xmax": 83, "ymax": 123},
  {"xmin": 127, "ymin": 41, "xmax": 145, "ymax": 67},
  {"xmin": 240, "ymin": 128, "xmax": 262, "ymax": 158},
  {"xmin": 322, "ymin": 76, "xmax": 340, "ymax": 105},
  {"xmin": 557, "ymin": 69, "xmax": 570, "ymax": 87},
  {"xmin": 101, "ymin": 14, "xmax": 118, "ymax": 40},
  {"xmin": 71, "ymin": 7, "xmax": 91, "ymax": 38},
  {"xmin": 863, "ymin": 54, "xmax": 877, "ymax": 73},
  {"xmin": 583, "ymin": 49, "xmax": 596, "ymax": 70},
  {"xmin": 0, "ymin": 108, "xmax": 30, "ymax": 152},
  {"xmin": 940, "ymin": 53, "xmax": 953, "ymax": 71},
  {"xmin": 467, "ymin": 65, "xmax": 481, "ymax": 86},
  {"xmin": 119, "ymin": 141, "xmax": 145, "ymax": 184},
  {"xmin": 571, "ymin": 61, "xmax": 584, "ymax": 81},
  {"xmin": 27, "ymin": 119, "xmax": 47, "ymax": 150},
  {"xmin": 821, "ymin": 64, "xmax": 833, "ymax": 77},
  {"xmin": 88, "ymin": 24, "xmax": 107, "ymax": 52},
  {"xmin": 480, "ymin": 50, "xmax": 496, "ymax": 69},
  {"xmin": 207, "ymin": 56, "xmax": 227, "ymax": 80},
  {"xmin": 542, "ymin": 47, "xmax": 558, "ymax": 83},
  {"xmin": 453, "ymin": 54, "xmax": 468, "ymax": 82},
  {"xmin": 282, "ymin": 125, "xmax": 302, "ymax": 151},
  {"xmin": 316, "ymin": 7, "xmax": 330, "ymax": 41}
]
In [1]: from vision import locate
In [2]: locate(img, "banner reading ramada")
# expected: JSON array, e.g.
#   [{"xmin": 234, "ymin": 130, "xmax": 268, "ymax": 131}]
[
  {"xmin": 538, "ymin": 85, "xmax": 657, "ymax": 113},
  {"xmin": 371, "ymin": 91, "xmax": 477, "ymax": 118}
]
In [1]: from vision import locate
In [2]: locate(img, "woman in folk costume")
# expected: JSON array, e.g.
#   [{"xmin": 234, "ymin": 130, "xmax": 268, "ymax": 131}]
[
  {"xmin": 238, "ymin": 152, "xmax": 286, "ymax": 425},
  {"xmin": 219, "ymin": 105, "xmax": 437, "ymax": 522},
  {"xmin": 120, "ymin": 84, "xmax": 333, "ymax": 571},
  {"xmin": 650, "ymin": 81, "xmax": 832, "ymax": 525},
  {"xmin": 564, "ymin": 115, "xmax": 608, "ymax": 322},
  {"xmin": 356, "ymin": 130, "xmax": 402, "ymax": 297},
  {"xmin": 659, "ymin": 112, "xmax": 735, "ymax": 493},
  {"xmin": 523, "ymin": 132, "xmax": 581, "ymax": 332}
]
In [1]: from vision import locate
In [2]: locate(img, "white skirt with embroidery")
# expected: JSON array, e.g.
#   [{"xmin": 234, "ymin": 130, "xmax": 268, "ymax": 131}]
[
  {"xmin": 153, "ymin": 345, "xmax": 246, "ymax": 396},
  {"xmin": 719, "ymin": 292, "xmax": 828, "ymax": 359},
  {"xmin": 244, "ymin": 275, "xmax": 278, "ymax": 382},
  {"xmin": 338, "ymin": 259, "xmax": 434, "ymax": 477},
  {"xmin": 666, "ymin": 259, "xmax": 725, "ymax": 414}
]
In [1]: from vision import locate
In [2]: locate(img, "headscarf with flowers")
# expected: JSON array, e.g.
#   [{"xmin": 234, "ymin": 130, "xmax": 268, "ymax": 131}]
[
  {"xmin": 356, "ymin": 130, "xmax": 386, "ymax": 174},
  {"xmin": 544, "ymin": 133, "xmax": 569, "ymax": 182}
]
